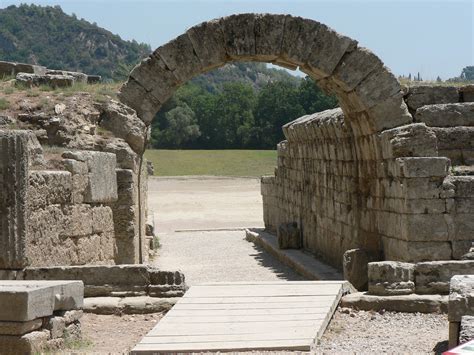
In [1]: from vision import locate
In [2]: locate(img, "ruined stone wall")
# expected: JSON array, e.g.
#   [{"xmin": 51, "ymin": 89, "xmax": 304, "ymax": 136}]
[
  {"xmin": 0, "ymin": 99, "xmax": 150, "ymax": 269},
  {"xmin": 262, "ymin": 84, "xmax": 474, "ymax": 269}
]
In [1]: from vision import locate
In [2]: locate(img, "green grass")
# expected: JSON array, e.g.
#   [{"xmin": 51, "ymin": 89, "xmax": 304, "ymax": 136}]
[
  {"xmin": 145, "ymin": 149, "xmax": 277, "ymax": 177},
  {"xmin": 0, "ymin": 98, "xmax": 10, "ymax": 110}
]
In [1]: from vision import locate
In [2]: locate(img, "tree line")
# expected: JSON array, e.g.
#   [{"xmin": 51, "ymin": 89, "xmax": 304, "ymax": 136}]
[{"xmin": 151, "ymin": 77, "xmax": 338, "ymax": 150}]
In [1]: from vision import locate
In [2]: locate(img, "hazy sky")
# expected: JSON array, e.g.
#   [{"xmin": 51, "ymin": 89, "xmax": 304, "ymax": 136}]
[{"xmin": 1, "ymin": 0, "xmax": 473, "ymax": 80}]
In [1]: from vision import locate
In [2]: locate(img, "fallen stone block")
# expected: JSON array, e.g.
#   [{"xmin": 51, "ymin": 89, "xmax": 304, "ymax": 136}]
[
  {"xmin": 83, "ymin": 296, "xmax": 178, "ymax": 315},
  {"xmin": 343, "ymin": 249, "xmax": 379, "ymax": 291},
  {"xmin": 341, "ymin": 292, "xmax": 448, "ymax": 313},
  {"xmin": 416, "ymin": 261, "xmax": 474, "ymax": 295},
  {"xmin": 15, "ymin": 73, "xmax": 74, "ymax": 88},
  {"xmin": 368, "ymin": 261, "xmax": 415, "ymax": 296},
  {"xmin": 0, "ymin": 319, "xmax": 43, "ymax": 336},
  {"xmin": 277, "ymin": 222, "xmax": 301, "ymax": 249},
  {"xmin": 0, "ymin": 280, "xmax": 83, "ymax": 322},
  {"xmin": 415, "ymin": 102, "xmax": 474, "ymax": 127},
  {"xmin": 0, "ymin": 329, "xmax": 50, "ymax": 354}
]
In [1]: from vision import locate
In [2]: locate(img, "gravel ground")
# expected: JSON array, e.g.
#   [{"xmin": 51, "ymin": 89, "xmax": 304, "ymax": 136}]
[
  {"xmin": 153, "ymin": 230, "xmax": 304, "ymax": 285},
  {"xmin": 315, "ymin": 308, "xmax": 449, "ymax": 354}
]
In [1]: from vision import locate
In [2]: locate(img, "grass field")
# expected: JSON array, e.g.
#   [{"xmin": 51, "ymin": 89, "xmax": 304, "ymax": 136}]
[{"xmin": 145, "ymin": 150, "xmax": 277, "ymax": 177}]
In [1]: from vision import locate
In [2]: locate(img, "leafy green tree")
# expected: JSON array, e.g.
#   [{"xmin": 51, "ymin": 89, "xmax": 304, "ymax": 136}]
[
  {"xmin": 297, "ymin": 77, "xmax": 338, "ymax": 113},
  {"xmin": 151, "ymin": 103, "xmax": 200, "ymax": 148},
  {"xmin": 461, "ymin": 66, "xmax": 474, "ymax": 81}
]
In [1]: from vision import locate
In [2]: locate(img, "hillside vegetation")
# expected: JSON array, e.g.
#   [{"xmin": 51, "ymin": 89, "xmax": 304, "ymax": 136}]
[{"xmin": 0, "ymin": 4, "xmax": 150, "ymax": 80}]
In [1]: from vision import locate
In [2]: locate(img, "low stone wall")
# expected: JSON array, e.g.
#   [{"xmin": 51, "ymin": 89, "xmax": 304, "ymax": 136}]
[
  {"xmin": 262, "ymin": 84, "xmax": 474, "ymax": 270},
  {"xmin": 368, "ymin": 260, "xmax": 474, "ymax": 296}
]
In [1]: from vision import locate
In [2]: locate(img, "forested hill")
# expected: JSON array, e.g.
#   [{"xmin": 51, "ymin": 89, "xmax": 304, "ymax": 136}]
[{"xmin": 0, "ymin": 4, "xmax": 150, "ymax": 80}]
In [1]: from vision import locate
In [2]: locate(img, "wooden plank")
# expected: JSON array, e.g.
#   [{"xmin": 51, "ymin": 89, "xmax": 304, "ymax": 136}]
[
  {"xmin": 132, "ymin": 339, "xmax": 311, "ymax": 352},
  {"xmin": 160, "ymin": 313, "xmax": 327, "ymax": 323},
  {"xmin": 132, "ymin": 281, "xmax": 347, "ymax": 353},
  {"xmin": 166, "ymin": 307, "xmax": 331, "ymax": 316},
  {"xmin": 178, "ymin": 295, "xmax": 337, "ymax": 304},
  {"xmin": 140, "ymin": 331, "xmax": 316, "ymax": 344},
  {"xmin": 172, "ymin": 301, "xmax": 333, "ymax": 310},
  {"xmin": 184, "ymin": 284, "xmax": 342, "ymax": 298},
  {"xmin": 146, "ymin": 324, "xmax": 322, "ymax": 336}
]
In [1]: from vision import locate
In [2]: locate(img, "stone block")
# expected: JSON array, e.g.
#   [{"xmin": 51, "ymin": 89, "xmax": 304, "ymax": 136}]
[
  {"xmin": 367, "ymin": 92, "xmax": 413, "ymax": 132},
  {"xmin": 277, "ymin": 222, "xmax": 301, "ymax": 249},
  {"xmin": 0, "ymin": 130, "xmax": 30, "ymax": 269},
  {"xmin": 220, "ymin": 14, "xmax": 256, "ymax": 61},
  {"xmin": 416, "ymin": 261, "xmax": 474, "ymax": 295},
  {"xmin": 460, "ymin": 85, "xmax": 474, "ymax": 102},
  {"xmin": 154, "ymin": 33, "xmax": 203, "ymax": 83},
  {"xmin": 91, "ymin": 206, "xmax": 114, "ymax": 234},
  {"xmin": 379, "ymin": 123, "xmax": 438, "ymax": 159},
  {"xmin": 395, "ymin": 157, "xmax": 449, "ymax": 178},
  {"xmin": 187, "ymin": 19, "xmax": 227, "ymax": 71},
  {"xmin": 23, "ymin": 265, "xmax": 152, "ymax": 287},
  {"xmin": 0, "ymin": 318, "xmax": 42, "ymax": 335},
  {"xmin": 16, "ymin": 73, "xmax": 74, "ymax": 88},
  {"xmin": 99, "ymin": 100, "xmax": 146, "ymax": 153},
  {"xmin": 28, "ymin": 170, "xmax": 72, "ymax": 209},
  {"xmin": 332, "ymin": 47, "xmax": 383, "ymax": 92},
  {"xmin": 405, "ymin": 85, "xmax": 459, "ymax": 111},
  {"xmin": 280, "ymin": 16, "xmax": 320, "ymax": 68},
  {"xmin": 354, "ymin": 66, "xmax": 401, "ymax": 110},
  {"xmin": 460, "ymin": 315, "xmax": 474, "ymax": 344},
  {"xmin": 0, "ymin": 280, "xmax": 83, "ymax": 322},
  {"xmin": 382, "ymin": 237, "xmax": 452, "ymax": 262},
  {"xmin": 449, "ymin": 275, "xmax": 474, "ymax": 322},
  {"xmin": 57, "ymin": 310, "xmax": 83, "ymax": 325},
  {"xmin": 415, "ymin": 102, "xmax": 474, "ymax": 127},
  {"xmin": 46, "ymin": 316, "xmax": 66, "ymax": 338},
  {"xmin": 368, "ymin": 261, "xmax": 415, "ymax": 296},
  {"xmin": 0, "ymin": 329, "xmax": 50, "ymax": 354},
  {"xmin": 343, "ymin": 248, "xmax": 379, "ymax": 291},
  {"xmin": 452, "ymin": 241, "xmax": 473, "ymax": 260},
  {"xmin": 63, "ymin": 150, "xmax": 118, "ymax": 203},
  {"xmin": 254, "ymin": 14, "xmax": 286, "ymax": 61},
  {"xmin": 61, "ymin": 204, "xmax": 93, "ymax": 237}
]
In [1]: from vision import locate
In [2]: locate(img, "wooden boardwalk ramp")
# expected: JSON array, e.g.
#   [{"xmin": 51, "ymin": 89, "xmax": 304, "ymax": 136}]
[{"xmin": 132, "ymin": 281, "xmax": 351, "ymax": 354}]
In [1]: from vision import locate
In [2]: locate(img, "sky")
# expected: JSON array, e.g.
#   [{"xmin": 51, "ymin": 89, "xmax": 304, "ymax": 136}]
[{"xmin": 0, "ymin": 0, "xmax": 473, "ymax": 80}]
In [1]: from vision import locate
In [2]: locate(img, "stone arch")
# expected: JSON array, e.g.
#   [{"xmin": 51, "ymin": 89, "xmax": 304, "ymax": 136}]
[
  {"xmin": 119, "ymin": 14, "xmax": 454, "ymax": 268},
  {"xmin": 119, "ymin": 13, "xmax": 412, "ymax": 134}
]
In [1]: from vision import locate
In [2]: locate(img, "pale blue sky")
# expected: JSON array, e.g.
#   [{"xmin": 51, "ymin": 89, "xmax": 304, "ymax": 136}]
[{"xmin": 1, "ymin": 0, "xmax": 473, "ymax": 80}]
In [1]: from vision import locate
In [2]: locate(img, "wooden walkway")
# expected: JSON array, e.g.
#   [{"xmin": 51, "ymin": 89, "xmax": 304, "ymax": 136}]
[{"xmin": 132, "ymin": 281, "xmax": 350, "ymax": 354}]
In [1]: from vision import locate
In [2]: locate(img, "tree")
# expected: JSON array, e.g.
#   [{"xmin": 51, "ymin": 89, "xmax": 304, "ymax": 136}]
[
  {"xmin": 151, "ymin": 103, "xmax": 200, "ymax": 148},
  {"xmin": 461, "ymin": 66, "xmax": 474, "ymax": 81},
  {"xmin": 297, "ymin": 77, "xmax": 338, "ymax": 114}
]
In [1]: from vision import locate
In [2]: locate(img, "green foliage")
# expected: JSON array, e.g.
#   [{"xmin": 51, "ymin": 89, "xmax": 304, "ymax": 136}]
[
  {"xmin": 0, "ymin": 98, "xmax": 10, "ymax": 110},
  {"xmin": 151, "ymin": 67, "xmax": 338, "ymax": 149},
  {"xmin": 0, "ymin": 4, "xmax": 150, "ymax": 80},
  {"xmin": 461, "ymin": 66, "xmax": 474, "ymax": 81},
  {"xmin": 145, "ymin": 149, "xmax": 278, "ymax": 177}
]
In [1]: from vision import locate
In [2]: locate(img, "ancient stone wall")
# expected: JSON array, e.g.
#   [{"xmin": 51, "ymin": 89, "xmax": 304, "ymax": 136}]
[
  {"xmin": 0, "ymin": 98, "xmax": 150, "ymax": 269},
  {"xmin": 262, "ymin": 85, "xmax": 474, "ymax": 269}
]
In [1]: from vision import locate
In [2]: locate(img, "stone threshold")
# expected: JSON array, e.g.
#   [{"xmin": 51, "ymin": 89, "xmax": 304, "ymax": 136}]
[
  {"xmin": 84, "ymin": 296, "xmax": 178, "ymax": 315},
  {"xmin": 341, "ymin": 292, "xmax": 448, "ymax": 313},
  {"xmin": 245, "ymin": 228, "xmax": 344, "ymax": 281}
]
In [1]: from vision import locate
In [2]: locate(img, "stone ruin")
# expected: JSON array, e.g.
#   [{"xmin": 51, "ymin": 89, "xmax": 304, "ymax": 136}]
[{"xmin": 0, "ymin": 12, "xmax": 473, "ymax": 352}]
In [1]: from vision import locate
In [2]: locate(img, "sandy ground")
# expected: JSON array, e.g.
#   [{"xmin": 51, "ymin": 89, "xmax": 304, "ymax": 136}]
[
  {"xmin": 148, "ymin": 176, "xmax": 264, "ymax": 233},
  {"xmin": 78, "ymin": 177, "xmax": 448, "ymax": 354}
]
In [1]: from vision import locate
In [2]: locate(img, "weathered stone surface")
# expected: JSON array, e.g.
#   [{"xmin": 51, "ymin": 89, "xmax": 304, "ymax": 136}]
[
  {"xmin": 99, "ymin": 100, "xmax": 146, "ymax": 153},
  {"xmin": 83, "ymin": 296, "xmax": 177, "ymax": 315},
  {"xmin": 0, "ymin": 280, "xmax": 83, "ymax": 322},
  {"xmin": 368, "ymin": 261, "xmax": 415, "ymax": 296},
  {"xmin": 449, "ymin": 275, "xmax": 474, "ymax": 322},
  {"xmin": 394, "ymin": 157, "xmax": 449, "ymax": 178},
  {"xmin": 46, "ymin": 316, "xmax": 66, "ymax": 338},
  {"xmin": 341, "ymin": 292, "xmax": 448, "ymax": 313},
  {"xmin": 187, "ymin": 19, "xmax": 227, "ymax": 71},
  {"xmin": 0, "ymin": 329, "xmax": 50, "ymax": 354},
  {"xmin": 220, "ymin": 14, "xmax": 256, "ymax": 61},
  {"xmin": 154, "ymin": 33, "xmax": 203, "ymax": 83},
  {"xmin": 0, "ymin": 60, "xmax": 46, "ymax": 76},
  {"xmin": 45, "ymin": 69, "xmax": 88, "ymax": 83},
  {"xmin": 382, "ymin": 237, "xmax": 452, "ymax": 262},
  {"xmin": 416, "ymin": 261, "xmax": 474, "ymax": 295},
  {"xmin": 0, "ymin": 318, "xmax": 43, "ymax": 335},
  {"xmin": 405, "ymin": 85, "xmax": 459, "ymax": 111},
  {"xmin": 460, "ymin": 85, "xmax": 474, "ymax": 102},
  {"xmin": 62, "ymin": 150, "xmax": 118, "ymax": 203},
  {"xmin": 0, "ymin": 130, "xmax": 29, "ymax": 269},
  {"xmin": 460, "ymin": 315, "xmax": 474, "ymax": 343},
  {"xmin": 380, "ymin": 123, "xmax": 438, "ymax": 159},
  {"xmin": 343, "ymin": 249, "xmax": 379, "ymax": 291},
  {"xmin": 254, "ymin": 14, "xmax": 286, "ymax": 61},
  {"xmin": 415, "ymin": 102, "xmax": 474, "ymax": 127},
  {"xmin": 452, "ymin": 241, "xmax": 474, "ymax": 260},
  {"xmin": 28, "ymin": 170, "xmax": 72, "ymax": 209},
  {"xmin": 277, "ymin": 222, "xmax": 301, "ymax": 249},
  {"xmin": 16, "ymin": 73, "xmax": 74, "ymax": 88},
  {"xmin": 91, "ymin": 206, "xmax": 114, "ymax": 234}
]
